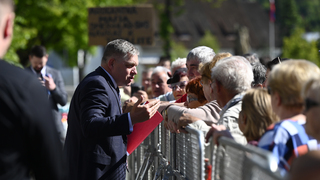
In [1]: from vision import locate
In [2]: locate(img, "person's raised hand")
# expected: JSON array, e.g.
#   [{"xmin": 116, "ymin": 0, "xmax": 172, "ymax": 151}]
[{"xmin": 130, "ymin": 95, "xmax": 160, "ymax": 124}]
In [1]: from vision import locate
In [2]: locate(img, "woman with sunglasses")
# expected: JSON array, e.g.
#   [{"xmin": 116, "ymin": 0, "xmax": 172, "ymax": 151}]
[
  {"xmin": 302, "ymin": 76, "xmax": 320, "ymax": 142},
  {"xmin": 258, "ymin": 60, "xmax": 320, "ymax": 172},
  {"xmin": 167, "ymin": 68, "xmax": 189, "ymax": 101}
]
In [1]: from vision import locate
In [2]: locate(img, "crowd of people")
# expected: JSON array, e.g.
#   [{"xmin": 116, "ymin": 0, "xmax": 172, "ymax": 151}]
[
  {"xmin": 1, "ymin": 0, "xmax": 320, "ymax": 179},
  {"xmin": 123, "ymin": 48, "xmax": 320, "ymax": 178}
]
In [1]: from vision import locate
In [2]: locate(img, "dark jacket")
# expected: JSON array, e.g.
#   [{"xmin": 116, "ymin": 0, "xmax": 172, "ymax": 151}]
[
  {"xmin": 64, "ymin": 66, "xmax": 131, "ymax": 180},
  {"xmin": 0, "ymin": 60, "xmax": 66, "ymax": 180}
]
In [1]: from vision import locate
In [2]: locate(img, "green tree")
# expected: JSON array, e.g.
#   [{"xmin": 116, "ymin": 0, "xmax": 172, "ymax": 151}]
[
  {"xmin": 277, "ymin": 0, "xmax": 302, "ymax": 38},
  {"xmin": 282, "ymin": 28, "xmax": 319, "ymax": 66},
  {"xmin": 195, "ymin": 30, "xmax": 220, "ymax": 53},
  {"xmin": 5, "ymin": 0, "xmax": 146, "ymax": 67},
  {"xmin": 170, "ymin": 41, "xmax": 189, "ymax": 61}
]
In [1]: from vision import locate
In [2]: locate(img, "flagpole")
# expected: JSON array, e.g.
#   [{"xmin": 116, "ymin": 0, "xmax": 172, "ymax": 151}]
[
  {"xmin": 269, "ymin": 21, "xmax": 275, "ymax": 59},
  {"xmin": 269, "ymin": 0, "xmax": 275, "ymax": 59}
]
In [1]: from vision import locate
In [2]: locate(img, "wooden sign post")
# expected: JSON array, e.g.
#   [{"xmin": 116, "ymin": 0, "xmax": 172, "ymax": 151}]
[{"xmin": 88, "ymin": 5, "xmax": 154, "ymax": 46}]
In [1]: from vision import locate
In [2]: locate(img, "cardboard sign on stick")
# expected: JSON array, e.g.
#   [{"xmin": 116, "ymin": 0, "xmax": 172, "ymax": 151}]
[{"xmin": 88, "ymin": 5, "xmax": 154, "ymax": 46}]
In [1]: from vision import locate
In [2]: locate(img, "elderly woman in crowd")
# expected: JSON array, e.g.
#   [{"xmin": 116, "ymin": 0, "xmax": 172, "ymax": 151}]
[
  {"xmin": 167, "ymin": 68, "xmax": 188, "ymax": 101},
  {"xmin": 288, "ymin": 76, "xmax": 320, "ymax": 180},
  {"xmin": 301, "ymin": 76, "xmax": 320, "ymax": 141},
  {"xmin": 161, "ymin": 53, "xmax": 232, "ymax": 133},
  {"xmin": 257, "ymin": 60, "xmax": 320, "ymax": 171},
  {"xmin": 184, "ymin": 77, "xmax": 208, "ymax": 108}
]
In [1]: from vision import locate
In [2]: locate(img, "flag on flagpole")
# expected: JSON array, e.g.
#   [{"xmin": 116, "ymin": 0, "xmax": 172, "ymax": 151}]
[{"xmin": 269, "ymin": 0, "xmax": 276, "ymax": 22}]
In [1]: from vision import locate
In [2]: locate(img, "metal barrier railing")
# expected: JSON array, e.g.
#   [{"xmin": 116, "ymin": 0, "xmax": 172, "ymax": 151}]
[
  {"xmin": 211, "ymin": 137, "xmax": 283, "ymax": 180},
  {"xmin": 127, "ymin": 122, "xmax": 284, "ymax": 180}
]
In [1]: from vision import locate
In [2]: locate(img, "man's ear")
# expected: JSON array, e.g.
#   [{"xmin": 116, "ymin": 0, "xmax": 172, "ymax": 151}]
[
  {"xmin": 108, "ymin": 58, "xmax": 115, "ymax": 69},
  {"xmin": 215, "ymin": 80, "xmax": 222, "ymax": 94},
  {"xmin": 3, "ymin": 12, "xmax": 15, "ymax": 39}
]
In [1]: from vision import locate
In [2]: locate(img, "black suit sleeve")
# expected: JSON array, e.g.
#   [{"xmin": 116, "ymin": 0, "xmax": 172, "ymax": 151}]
[
  {"xmin": 77, "ymin": 79, "xmax": 131, "ymax": 139},
  {"xmin": 0, "ymin": 62, "xmax": 67, "ymax": 180},
  {"xmin": 51, "ymin": 70, "xmax": 68, "ymax": 106},
  {"xmin": 25, "ymin": 78, "xmax": 67, "ymax": 180}
]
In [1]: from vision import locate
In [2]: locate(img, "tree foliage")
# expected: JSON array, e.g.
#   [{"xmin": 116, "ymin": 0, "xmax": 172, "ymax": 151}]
[
  {"xmin": 196, "ymin": 30, "xmax": 220, "ymax": 53},
  {"xmin": 282, "ymin": 28, "xmax": 319, "ymax": 66},
  {"xmin": 5, "ymin": 0, "xmax": 147, "ymax": 67},
  {"xmin": 170, "ymin": 41, "xmax": 189, "ymax": 61}
]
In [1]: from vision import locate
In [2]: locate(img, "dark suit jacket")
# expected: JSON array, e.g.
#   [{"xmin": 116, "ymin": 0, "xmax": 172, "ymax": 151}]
[
  {"xmin": 64, "ymin": 67, "xmax": 131, "ymax": 180},
  {"xmin": 0, "ymin": 60, "xmax": 66, "ymax": 180},
  {"xmin": 25, "ymin": 66, "xmax": 68, "ymax": 135}
]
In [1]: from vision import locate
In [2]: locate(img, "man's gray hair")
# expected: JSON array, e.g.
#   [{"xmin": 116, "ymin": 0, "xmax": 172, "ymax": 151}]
[
  {"xmin": 211, "ymin": 56, "xmax": 253, "ymax": 94},
  {"xmin": 187, "ymin": 46, "xmax": 215, "ymax": 64},
  {"xmin": 251, "ymin": 62, "xmax": 266, "ymax": 87},
  {"xmin": 102, "ymin": 39, "xmax": 139, "ymax": 62},
  {"xmin": 152, "ymin": 66, "xmax": 170, "ymax": 80},
  {"xmin": 171, "ymin": 57, "xmax": 186, "ymax": 72}
]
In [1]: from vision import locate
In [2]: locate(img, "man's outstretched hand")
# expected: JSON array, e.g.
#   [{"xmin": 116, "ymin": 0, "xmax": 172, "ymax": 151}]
[{"xmin": 130, "ymin": 96, "xmax": 160, "ymax": 124}]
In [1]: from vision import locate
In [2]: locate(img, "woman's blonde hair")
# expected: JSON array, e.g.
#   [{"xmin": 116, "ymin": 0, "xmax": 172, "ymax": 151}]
[
  {"xmin": 242, "ymin": 89, "xmax": 279, "ymax": 141},
  {"xmin": 268, "ymin": 60, "xmax": 320, "ymax": 108},
  {"xmin": 302, "ymin": 76, "xmax": 320, "ymax": 103},
  {"xmin": 199, "ymin": 52, "xmax": 232, "ymax": 84}
]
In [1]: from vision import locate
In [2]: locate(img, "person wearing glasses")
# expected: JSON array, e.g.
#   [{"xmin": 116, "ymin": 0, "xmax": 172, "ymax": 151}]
[
  {"xmin": 167, "ymin": 68, "xmax": 188, "ymax": 101},
  {"xmin": 257, "ymin": 60, "xmax": 320, "ymax": 172},
  {"xmin": 302, "ymin": 76, "xmax": 320, "ymax": 142},
  {"xmin": 288, "ymin": 77, "xmax": 320, "ymax": 180},
  {"xmin": 160, "ymin": 53, "xmax": 232, "ymax": 134}
]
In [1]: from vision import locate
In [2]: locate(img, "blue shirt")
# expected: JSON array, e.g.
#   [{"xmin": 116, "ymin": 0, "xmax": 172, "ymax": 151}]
[{"xmin": 258, "ymin": 119, "xmax": 319, "ymax": 171}]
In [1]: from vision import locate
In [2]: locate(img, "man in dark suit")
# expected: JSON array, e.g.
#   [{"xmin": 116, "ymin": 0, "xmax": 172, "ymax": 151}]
[
  {"xmin": 0, "ymin": 0, "xmax": 66, "ymax": 179},
  {"xmin": 64, "ymin": 39, "xmax": 160, "ymax": 180},
  {"xmin": 25, "ymin": 45, "xmax": 68, "ymax": 142}
]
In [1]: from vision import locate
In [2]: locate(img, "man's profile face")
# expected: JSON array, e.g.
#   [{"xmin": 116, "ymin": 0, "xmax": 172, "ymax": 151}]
[
  {"xmin": 29, "ymin": 55, "xmax": 48, "ymax": 73},
  {"xmin": 112, "ymin": 54, "xmax": 138, "ymax": 86},
  {"xmin": 186, "ymin": 59, "xmax": 200, "ymax": 80},
  {"xmin": 151, "ymin": 72, "xmax": 171, "ymax": 97}
]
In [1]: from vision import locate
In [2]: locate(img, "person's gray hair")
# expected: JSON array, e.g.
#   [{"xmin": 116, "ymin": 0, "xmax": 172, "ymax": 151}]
[
  {"xmin": 102, "ymin": 39, "xmax": 139, "ymax": 63},
  {"xmin": 152, "ymin": 66, "xmax": 170, "ymax": 80},
  {"xmin": 187, "ymin": 46, "xmax": 215, "ymax": 64},
  {"xmin": 211, "ymin": 56, "xmax": 253, "ymax": 94},
  {"xmin": 251, "ymin": 62, "xmax": 267, "ymax": 87},
  {"xmin": 171, "ymin": 57, "xmax": 186, "ymax": 72},
  {"xmin": 242, "ymin": 53, "xmax": 259, "ymax": 64}
]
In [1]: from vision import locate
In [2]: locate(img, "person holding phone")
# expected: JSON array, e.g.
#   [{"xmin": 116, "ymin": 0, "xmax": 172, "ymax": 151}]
[{"xmin": 25, "ymin": 45, "xmax": 68, "ymax": 143}]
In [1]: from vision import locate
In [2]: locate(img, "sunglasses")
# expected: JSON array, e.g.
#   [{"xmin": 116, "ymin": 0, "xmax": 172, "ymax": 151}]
[
  {"xmin": 169, "ymin": 81, "xmax": 187, "ymax": 91},
  {"xmin": 304, "ymin": 98, "xmax": 320, "ymax": 112},
  {"xmin": 267, "ymin": 86, "xmax": 272, "ymax": 95}
]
